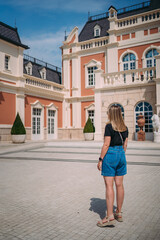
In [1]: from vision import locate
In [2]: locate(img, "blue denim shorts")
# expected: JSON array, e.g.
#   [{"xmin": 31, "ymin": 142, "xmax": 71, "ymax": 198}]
[{"xmin": 101, "ymin": 146, "xmax": 127, "ymax": 177}]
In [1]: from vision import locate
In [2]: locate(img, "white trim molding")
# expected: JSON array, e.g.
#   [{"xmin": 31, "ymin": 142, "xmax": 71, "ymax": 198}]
[{"xmin": 46, "ymin": 103, "xmax": 58, "ymax": 139}]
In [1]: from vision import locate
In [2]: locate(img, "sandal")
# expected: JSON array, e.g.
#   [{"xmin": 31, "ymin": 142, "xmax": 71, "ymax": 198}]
[
  {"xmin": 114, "ymin": 212, "xmax": 123, "ymax": 222},
  {"xmin": 97, "ymin": 215, "xmax": 115, "ymax": 227}
]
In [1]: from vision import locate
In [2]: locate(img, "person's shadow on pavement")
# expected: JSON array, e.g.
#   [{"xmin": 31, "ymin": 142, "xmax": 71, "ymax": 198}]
[{"xmin": 89, "ymin": 198, "xmax": 116, "ymax": 219}]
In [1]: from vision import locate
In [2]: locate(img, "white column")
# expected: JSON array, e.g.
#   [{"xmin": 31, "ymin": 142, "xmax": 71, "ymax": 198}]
[
  {"xmin": 16, "ymin": 94, "xmax": 25, "ymax": 124},
  {"xmin": 63, "ymin": 58, "xmax": 70, "ymax": 94},
  {"xmin": 94, "ymin": 69, "xmax": 104, "ymax": 141},
  {"xmin": 94, "ymin": 90, "xmax": 102, "ymax": 141},
  {"xmin": 72, "ymin": 56, "xmax": 78, "ymax": 89},
  {"xmin": 72, "ymin": 101, "xmax": 81, "ymax": 128}
]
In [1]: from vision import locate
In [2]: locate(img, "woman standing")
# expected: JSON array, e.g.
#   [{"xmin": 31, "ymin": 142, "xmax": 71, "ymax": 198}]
[{"xmin": 97, "ymin": 105, "xmax": 128, "ymax": 227}]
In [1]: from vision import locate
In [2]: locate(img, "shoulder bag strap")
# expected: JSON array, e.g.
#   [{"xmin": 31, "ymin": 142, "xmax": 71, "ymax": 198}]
[{"xmin": 118, "ymin": 132, "xmax": 124, "ymax": 145}]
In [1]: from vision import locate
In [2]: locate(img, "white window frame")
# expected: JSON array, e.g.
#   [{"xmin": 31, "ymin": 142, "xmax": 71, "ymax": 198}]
[
  {"xmin": 145, "ymin": 48, "xmax": 158, "ymax": 79},
  {"xmin": 31, "ymin": 101, "xmax": 44, "ymax": 140},
  {"xmin": 119, "ymin": 50, "xmax": 138, "ymax": 71},
  {"xmin": 122, "ymin": 53, "xmax": 136, "ymax": 71},
  {"xmin": 4, "ymin": 55, "xmax": 10, "ymax": 70},
  {"xmin": 25, "ymin": 62, "xmax": 32, "ymax": 75},
  {"xmin": 85, "ymin": 103, "xmax": 95, "ymax": 126},
  {"xmin": 134, "ymin": 101, "xmax": 153, "ymax": 133},
  {"xmin": 46, "ymin": 103, "xmax": 58, "ymax": 140},
  {"xmin": 40, "ymin": 68, "xmax": 46, "ymax": 79},
  {"xmin": 85, "ymin": 59, "xmax": 100, "ymax": 88},
  {"xmin": 94, "ymin": 25, "xmax": 101, "ymax": 37},
  {"xmin": 142, "ymin": 45, "xmax": 159, "ymax": 68}
]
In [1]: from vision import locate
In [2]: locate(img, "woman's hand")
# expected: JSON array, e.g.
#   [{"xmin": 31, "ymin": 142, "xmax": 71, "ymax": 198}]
[{"xmin": 97, "ymin": 161, "xmax": 102, "ymax": 171}]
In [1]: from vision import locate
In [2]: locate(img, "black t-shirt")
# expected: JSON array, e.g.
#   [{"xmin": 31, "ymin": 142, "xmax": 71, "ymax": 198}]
[{"xmin": 104, "ymin": 123, "xmax": 128, "ymax": 146}]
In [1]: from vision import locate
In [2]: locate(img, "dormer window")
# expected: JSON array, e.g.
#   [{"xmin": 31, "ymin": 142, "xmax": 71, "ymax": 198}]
[
  {"xmin": 25, "ymin": 62, "xmax": 32, "ymax": 75},
  {"xmin": 94, "ymin": 25, "xmax": 101, "ymax": 37},
  {"xmin": 40, "ymin": 68, "xmax": 46, "ymax": 80}
]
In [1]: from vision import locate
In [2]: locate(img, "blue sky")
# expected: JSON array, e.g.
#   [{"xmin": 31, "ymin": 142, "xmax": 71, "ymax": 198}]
[{"xmin": 0, "ymin": 0, "xmax": 144, "ymax": 68}]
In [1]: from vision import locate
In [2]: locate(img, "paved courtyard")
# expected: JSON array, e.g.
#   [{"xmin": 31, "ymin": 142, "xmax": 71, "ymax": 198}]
[{"xmin": 0, "ymin": 141, "xmax": 160, "ymax": 240}]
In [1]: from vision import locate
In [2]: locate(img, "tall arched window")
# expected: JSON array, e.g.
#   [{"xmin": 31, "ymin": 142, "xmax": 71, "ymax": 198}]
[
  {"xmin": 123, "ymin": 53, "xmax": 136, "ymax": 71},
  {"xmin": 135, "ymin": 102, "xmax": 153, "ymax": 133},
  {"xmin": 146, "ymin": 48, "xmax": 158, "ymax": 79},
  {"xmin": 110, "ymin": 103, "xmax": 124, "ymax": 119}
]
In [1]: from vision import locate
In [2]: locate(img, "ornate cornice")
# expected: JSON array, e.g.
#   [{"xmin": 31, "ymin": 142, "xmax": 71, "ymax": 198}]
[{"xmin": 65, "ymin": 95, "xmax": 94, "ymax": 103}]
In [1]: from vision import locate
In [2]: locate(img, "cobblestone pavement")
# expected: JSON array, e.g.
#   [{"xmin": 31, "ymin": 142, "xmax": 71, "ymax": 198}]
[{"xmin": 0, "ymin": 141, "xmax": 160, "ymax": 240}]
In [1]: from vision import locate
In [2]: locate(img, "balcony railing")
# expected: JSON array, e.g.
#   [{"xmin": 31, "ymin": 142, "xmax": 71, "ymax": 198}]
[
  {"xmin": 88, "ymin": 0, "xmax": 150, "ymax": 21},
  {"xmin": 103, "ymin": 67, "xmax": 156, "ymax": 87},
  {"xmin": 24, "ymin": 54, "xmax": 61, "ymax": 73}
]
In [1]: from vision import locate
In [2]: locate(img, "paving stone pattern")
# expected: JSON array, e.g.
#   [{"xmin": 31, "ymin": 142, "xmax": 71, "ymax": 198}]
[{"xmin": 0, "ymin": 141, "xmax": 160, "ymax": 240}]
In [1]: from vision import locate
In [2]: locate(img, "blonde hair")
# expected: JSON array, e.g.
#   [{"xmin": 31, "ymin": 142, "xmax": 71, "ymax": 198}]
[{"xmin": 107, "ymin": 105, "xmax": 127, "ymax": 132}]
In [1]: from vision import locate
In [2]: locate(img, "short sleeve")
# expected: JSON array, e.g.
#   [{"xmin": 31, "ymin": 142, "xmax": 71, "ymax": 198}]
[{"xmin": 104, "ymin": 124, "xmax": 112, "ymax": 137}]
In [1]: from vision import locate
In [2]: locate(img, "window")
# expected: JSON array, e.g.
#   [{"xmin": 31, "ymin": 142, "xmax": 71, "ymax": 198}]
[
  {"xmin": 5, "ymin": 55, "xmax": 10, "ymax": 70},
  {"xmin": 88, "ymin": 66, "xmax": 97, "ymax": 86},
  {"xmin": 48, "ymin": 110, "xmax": 55, "ymax": 134},
  {"xmin": 94, "ymin": 25, "xmax": 101, "ymax": 37},
  {"xmin": 123, "ymin": 53, "xmax": 136, "ymax": 71},
  {"xmin": 32, "ymin": 108, "xmax": 41, "ymax": 135},
  {"xmin": 40, "ymin": 68, "xmax": 46, "ymax": 79},
  {"xmin": 88, "ymin": 110, "xmax": 94, "ymax": 127},
  {"xmin": 135, "ymin": 102, "xmax": 153, "ymax": 133},
  {"xmin": 146, "ymin": 49, "xmax": 158, "ymax": 79}
]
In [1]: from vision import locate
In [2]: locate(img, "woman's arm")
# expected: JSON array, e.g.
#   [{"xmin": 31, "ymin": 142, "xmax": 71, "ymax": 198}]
[
  {"xmin": 100, "ymin": 136, "xmax": 111, "ymax": 159},
  {"xmin": 123, "ymin": 138, "xmax": 128, "ymax": 152},
  {"xmin": 97, "ymin": 136, "xmax": 111, "ymax": 171}
]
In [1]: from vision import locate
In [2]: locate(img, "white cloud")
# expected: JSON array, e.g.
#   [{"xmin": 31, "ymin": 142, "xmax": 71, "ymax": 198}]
[{"xmin": 22, "ymin": 25, "xmax": 83, "ymax": 68}]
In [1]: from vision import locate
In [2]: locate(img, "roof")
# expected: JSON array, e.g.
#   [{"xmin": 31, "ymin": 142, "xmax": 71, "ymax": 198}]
[
  {"xmin": 79, "ymin": 0, "xmax": 159, "ymax": 42},
  {"xmin": 0, "ymin": 21, "xmax": 29, "ymax": 49},
  {"xmin": 23, "ymin": 57, "xmax": 61, "ymax": 85},
  {"xmin": 79, "ymin": 18, "xmax": 109, "ymax": 42}
]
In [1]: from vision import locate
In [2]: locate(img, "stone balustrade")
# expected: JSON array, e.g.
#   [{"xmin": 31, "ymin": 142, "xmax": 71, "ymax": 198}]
[
  {"xmin": 102, "ymin": 67, "xmax": 156, "ymax": 87},
  {"xmin": 25, "ymin": 78, "xmax": 63, "ymax": 92}
]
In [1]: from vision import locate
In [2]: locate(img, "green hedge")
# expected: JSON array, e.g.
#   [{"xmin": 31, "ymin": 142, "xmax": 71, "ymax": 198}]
[
  {"xmin": 83, "ymin": 117, "xmax": 95, "ymax": 133},
  {"xmin": 11, "ymin": 113, "xmax": 26, "ymax": 135}
]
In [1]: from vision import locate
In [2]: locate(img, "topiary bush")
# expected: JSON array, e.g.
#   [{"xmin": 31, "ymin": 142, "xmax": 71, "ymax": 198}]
[
  {"xmin": 11, "ymin": 113, "xmax": 26, "ymax": 135},
  {"xmin": 83, "ymin": 117, "xmax": 95, "ymax": 133}
]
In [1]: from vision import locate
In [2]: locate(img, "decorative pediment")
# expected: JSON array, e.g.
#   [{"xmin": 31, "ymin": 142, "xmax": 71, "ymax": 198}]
[
  {"xmin": 31, "ymin": 100, "xmax": 44, "ymax": 108},
  {"xmin": 85, "ymin": 59, "xmax": 102, "ymax": 69},
  {"xmin": 46, "ymin": 103, "xmax": 58, "ymax": 110},
  {"xmin": 84, "ymin": 103, "xmax": 95, "ymax": 110}
]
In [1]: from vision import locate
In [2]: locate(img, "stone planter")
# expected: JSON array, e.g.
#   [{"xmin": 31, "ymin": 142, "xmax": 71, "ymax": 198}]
[
  {"xmin": 84, "ymin": 132, "xmax": 94, "ymax": 141},
  {"xmin": 11, "ymin": 134, "xmax": 26, "ymax": 143},
  {"xmin": 153, "ymin": 132, "xmax": 160, "ymax": 143}
]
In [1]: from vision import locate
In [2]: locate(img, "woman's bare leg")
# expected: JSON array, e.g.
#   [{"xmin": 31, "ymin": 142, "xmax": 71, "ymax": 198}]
[
  {"xmin": 115, "ymin": 176, "xmax": 124, "ymax": 213},
  {"xmin": 104, "ymin": 176, "xmax": 114, "ymax": 217}
]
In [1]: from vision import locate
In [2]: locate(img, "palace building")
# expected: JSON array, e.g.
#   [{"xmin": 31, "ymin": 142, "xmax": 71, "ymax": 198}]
[
  {"xmin": 0, "ymin": 0, "xmax": 160, "ymax": 142},
  {"xmin": 61, "ymin": 0, "xmax": 160, "ymax": 141}
]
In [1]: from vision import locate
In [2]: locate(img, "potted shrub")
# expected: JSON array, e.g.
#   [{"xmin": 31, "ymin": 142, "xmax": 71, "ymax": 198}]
[
  {"xmin": 11, "ymin": 113, "xmax": 26, "ymax": 143},
  {"xmin": 83, "ymin": 117, "xmax": 95, "ymax": 141}
]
